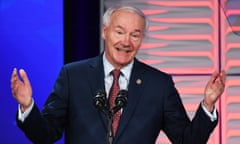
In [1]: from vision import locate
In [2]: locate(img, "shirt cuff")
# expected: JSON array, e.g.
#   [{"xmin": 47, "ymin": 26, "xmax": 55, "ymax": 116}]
[
  {"xmin": 18, "ymin": 99, "xmax": 34, "ymax": 122},
  {"xmin": 201, "ymin": 101, "xmax": 217, "ymax": 122}
]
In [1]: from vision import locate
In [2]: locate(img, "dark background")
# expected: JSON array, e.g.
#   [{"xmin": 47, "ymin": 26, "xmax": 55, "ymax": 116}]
[{"xmin": 64, "ymin": 0, "xmax": 101, "ymax": 63}]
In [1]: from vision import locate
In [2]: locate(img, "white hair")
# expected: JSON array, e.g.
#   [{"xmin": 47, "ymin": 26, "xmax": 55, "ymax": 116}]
[{"xmin": 102, "ymin": 5, "xmax": 148, "ymax": 33}]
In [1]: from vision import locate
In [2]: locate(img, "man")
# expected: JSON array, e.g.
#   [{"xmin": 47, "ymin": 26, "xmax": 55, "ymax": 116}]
[{"xmin": 11, "ymin": 5, "xmax": 226, "ymax": 144}]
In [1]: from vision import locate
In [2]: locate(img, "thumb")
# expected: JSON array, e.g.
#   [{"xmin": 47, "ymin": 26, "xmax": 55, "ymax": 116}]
[{"xmin": 19, "ymin": 69, "xmax": 31, "ymax": 86}]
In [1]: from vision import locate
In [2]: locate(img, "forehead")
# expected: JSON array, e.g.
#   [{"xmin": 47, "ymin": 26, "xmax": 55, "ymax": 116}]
[{"xmin": 110, "ymin": 10, "xmax": 145, "ymax": 31}]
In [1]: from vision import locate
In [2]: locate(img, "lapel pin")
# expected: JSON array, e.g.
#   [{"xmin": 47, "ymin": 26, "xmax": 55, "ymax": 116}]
[{"xmin": 136, "ymin": 79, "xmax": 142, "ymax": 85}]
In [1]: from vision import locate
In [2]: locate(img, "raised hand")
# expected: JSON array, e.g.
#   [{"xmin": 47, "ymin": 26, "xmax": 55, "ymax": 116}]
[
  {"xmin": 203, "ymin": 70, "xmax": 226, "ymax": 112},
  {"xmin": 11, "ymin": 68, "xmax": 33, "ymax": 112}
]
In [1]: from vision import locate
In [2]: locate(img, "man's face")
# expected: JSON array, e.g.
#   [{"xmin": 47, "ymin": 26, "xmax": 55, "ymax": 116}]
[{"xmin": 102, "ymin": 10, "xmax": 145, "ymax": 69}]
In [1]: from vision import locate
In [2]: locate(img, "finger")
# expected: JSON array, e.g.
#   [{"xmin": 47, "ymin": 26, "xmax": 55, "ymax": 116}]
[
  {"xmin": 19, "ymin": 69, "xmax": 31, "ymax": 86},
  {"xmin": 11, "ymin": 68, "xmax": 17, "ymax": 83},
  {"xmin": 215, "ymin": 70, "xmax": 226, "ymax": 85},
  {"xmin": 11, "ymin": 68, "xmax": 20, "ymax": 97},
  {"xmin": 11, "ymin": 68, "xmax": 19, "ymax": 89},
  {"xmin": 209, "ymin": 71, "xmax": 219, "ymax": 83},
  {"xmin": 220, "ymin": 70, "xmax": 226, "ymax": 83}
]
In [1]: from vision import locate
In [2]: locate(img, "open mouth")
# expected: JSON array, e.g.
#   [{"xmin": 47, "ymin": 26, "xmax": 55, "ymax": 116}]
[{"xmin": 116, "ymin": 47, "xmax": 131, "ymax": 53}]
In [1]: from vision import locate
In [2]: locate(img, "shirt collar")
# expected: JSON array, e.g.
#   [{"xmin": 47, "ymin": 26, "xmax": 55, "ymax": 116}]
[{"xmin": 103, "ymin": 52, "xmax": 133, "ymax": 79}]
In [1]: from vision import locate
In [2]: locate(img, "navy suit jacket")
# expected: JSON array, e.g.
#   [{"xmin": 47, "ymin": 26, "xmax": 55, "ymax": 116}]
[{"xmin": 17, "ymin": 55, "xmax": 217, "ymax": 144}]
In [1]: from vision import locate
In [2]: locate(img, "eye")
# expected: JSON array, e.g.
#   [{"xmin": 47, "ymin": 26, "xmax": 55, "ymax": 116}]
[
  {"xmin": 131, "ymin": 33, "xmax": 141, "ymax": 41},
  {"xmin": 132, "ymin": 34, "xmax": 139, "ymax": 38},
  {"xmin": 116, "ymin": 31, "xmax": 123, "ymax": 35}
]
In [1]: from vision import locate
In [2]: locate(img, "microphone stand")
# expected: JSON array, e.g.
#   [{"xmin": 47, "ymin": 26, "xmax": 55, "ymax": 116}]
[
  {"xmin": 106, "ymin": 106, "xmax": 123, "ymax": 144},
  {"xmin": 106, "ymin": 90, "xmax": 128, "ymax": 144},
  {"xmin": 94, "ymin": 90, "xmax": 128, "ymax": 144},
  {"xmin": 107, "ymin": 111, "xmax": 113, "ymax": 144},
  {"xmin": 93, "ymin": 90, "xmax": 114, "ymax": 144}
]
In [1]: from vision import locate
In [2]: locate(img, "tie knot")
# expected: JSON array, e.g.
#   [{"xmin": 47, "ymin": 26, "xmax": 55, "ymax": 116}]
[{"xmin": 111, "ymin": 69, "xmax": 120, "ymax": 80}]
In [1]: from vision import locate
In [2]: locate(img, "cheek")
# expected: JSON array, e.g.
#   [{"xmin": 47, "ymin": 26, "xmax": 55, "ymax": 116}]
[
  {"xmin": 108, "ymin": 35, "xmax": 120, "ymax": 46},
  {"xmin": 132, "ymin": 42, "xmax": 142, "ymax": 51}
]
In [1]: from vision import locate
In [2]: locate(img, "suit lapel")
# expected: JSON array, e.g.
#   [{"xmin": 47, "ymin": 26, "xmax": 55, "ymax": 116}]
[
  {"xmin": 87, "ymin": 55, "xmax": 105, "ymax": 97},
  {"xmin": 87, "ymin": 55, "xmax": 109, "ymax": 131},
  {"xmin": 114, "ymin": 59, "xmax": 147, "ymax": 142}
]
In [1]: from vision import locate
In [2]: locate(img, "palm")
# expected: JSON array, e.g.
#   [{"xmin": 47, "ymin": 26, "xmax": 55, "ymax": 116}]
[
  {"xmin": 204, "ymin": 71, "xmax": 226, "ymax": 106},
  {"xmin": 205, "ymin": 82, "xmax": 221, "ymax": 104},
  {"xmin": 11, "ymin": 68, "xmax": 32, "ymax": 107},
  {"xmin": 14, "ymin": 80, "xmax": 32, "ymax": 104}
]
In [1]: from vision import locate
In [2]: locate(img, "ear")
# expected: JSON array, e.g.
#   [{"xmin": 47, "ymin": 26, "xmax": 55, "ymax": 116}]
[{"xmin": 102, "ymin": 25, "xmax": 107, "ymax": 39}]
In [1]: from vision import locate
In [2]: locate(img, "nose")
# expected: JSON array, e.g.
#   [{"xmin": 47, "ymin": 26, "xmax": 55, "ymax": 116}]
[{"xmin": 121, "ymin": 34, "xmax": 130, "ymax": 47}]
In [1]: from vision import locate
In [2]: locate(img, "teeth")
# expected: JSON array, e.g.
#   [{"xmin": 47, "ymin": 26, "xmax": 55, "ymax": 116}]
[{"xmin": 117, "ymin": 48, "xmax": 129, "ymax": 53}]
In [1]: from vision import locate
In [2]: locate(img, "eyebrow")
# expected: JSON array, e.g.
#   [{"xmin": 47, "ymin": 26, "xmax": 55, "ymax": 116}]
[{"xmin": 115, "ymin": 25, "xmax": 142, "ymax": 33}]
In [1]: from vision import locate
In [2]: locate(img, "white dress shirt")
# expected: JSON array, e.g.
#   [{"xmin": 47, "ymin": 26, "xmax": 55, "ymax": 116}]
[{"xmin": 103, "ymin": 53, "xmax": 133, "ymax": 98}]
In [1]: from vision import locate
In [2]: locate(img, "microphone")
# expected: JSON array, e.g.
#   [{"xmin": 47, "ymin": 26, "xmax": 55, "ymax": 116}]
[
  {"xmin": 112, "ymin": 90, "xmax": 128, "ymax": 114},
  {"xmin": 93, "ymin": 90, "xmax": 107, "ymax": 111}
]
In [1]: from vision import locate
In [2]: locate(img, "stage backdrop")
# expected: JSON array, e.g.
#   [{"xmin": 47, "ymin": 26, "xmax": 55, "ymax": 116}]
[
  {"xmin": 104, "ymin": 0, "xmax": 240, "ymax": 144},
  {"xmin": 0, "ymin": 0, "xmax": 63, "ymax": 143},
  {"xmin": 1, "ymin": 0, "xmax": 239, "ymax": 144}
]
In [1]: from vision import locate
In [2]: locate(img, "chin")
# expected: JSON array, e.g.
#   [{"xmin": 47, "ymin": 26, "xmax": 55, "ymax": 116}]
[{"xmin": 119, "ymin": 61, "xmax": 131, "ymax": 66}]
